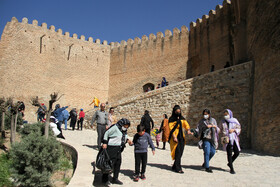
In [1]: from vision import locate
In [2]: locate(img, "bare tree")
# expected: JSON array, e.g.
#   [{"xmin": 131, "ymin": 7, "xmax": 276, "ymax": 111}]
[
  {"xmin": 5, "ymin": 98, "xmax": 21, "ymax": 144},
  {"xmin": 0, "ymin": 97, "xmax": 7, "ymax": 138},
  {"xmin": 30, "ymin": 92, "xmax": 64, "ymax": 139}
]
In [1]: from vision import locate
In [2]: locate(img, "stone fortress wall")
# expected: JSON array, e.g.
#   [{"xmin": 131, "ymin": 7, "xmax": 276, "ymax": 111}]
[
  {"xmin": 111, "ymin": 62, "xmax": 253, "ymax": 149},
  {"xmin": 109, "ymin": 26, "xmax": 189, "ymax": 102},
  {"xmin": 0, "ymin": 0, "xmax": 279, "ymax": 155},
  {"xmin": 187, "ymin": 0, "xmax": 248, "ymax": 78},
  {"xmin": 0, "ymin": 17, "xmax": 111, "ymax": 121}
]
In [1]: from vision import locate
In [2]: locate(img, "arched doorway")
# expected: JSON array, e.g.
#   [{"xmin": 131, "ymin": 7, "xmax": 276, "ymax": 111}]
[{"xmin": 143, "ymin": 83, "xmax": 155, "ymax": 92}]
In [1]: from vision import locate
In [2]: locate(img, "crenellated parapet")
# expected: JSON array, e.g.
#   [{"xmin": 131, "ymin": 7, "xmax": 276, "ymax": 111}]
[
  {"xmin": 189, "ymin": 0, "xmax": 231, "ymax": 34},
  {"xmin": 110, "ymin": 25, "xmax": 189, "ymax": 51},
  {"xmin": 187, "ymin": 0, "xmax": 234, "ymax": 78},
  {"xmin": 8, "ymin": 17, "xmax": 108, "ymax": 46}
]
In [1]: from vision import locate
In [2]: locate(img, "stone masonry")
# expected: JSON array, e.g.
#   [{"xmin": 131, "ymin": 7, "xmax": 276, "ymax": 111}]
[
  {"xmin": 109, "ymin": 26, "xmax": 189, "ymax": 102},
  {"xmin": 0, "ymin": 0, "xmax": 279, "ymax": 155},
  {"xmin": 110, "ymin": 62, "xmax": 253, "ymax": 149}
]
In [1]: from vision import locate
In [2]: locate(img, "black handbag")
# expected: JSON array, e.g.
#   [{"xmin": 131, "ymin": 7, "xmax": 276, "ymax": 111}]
[{"xmin": 96, "ymin": 148, "xmax": 113, "ymax": 174}]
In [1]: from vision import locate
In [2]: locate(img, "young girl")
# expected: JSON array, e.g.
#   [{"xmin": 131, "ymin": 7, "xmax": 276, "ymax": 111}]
[{"xmin": 155, "ymin": 130, "xmax": 161, "ymax": 148}]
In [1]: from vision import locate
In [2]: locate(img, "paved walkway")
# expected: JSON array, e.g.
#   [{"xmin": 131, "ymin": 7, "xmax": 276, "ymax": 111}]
[{"xmin": 60, "ymin": 129, "xmax": 280, "ymax": 187}]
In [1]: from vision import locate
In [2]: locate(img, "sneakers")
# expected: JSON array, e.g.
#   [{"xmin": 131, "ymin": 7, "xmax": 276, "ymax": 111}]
[
  {"xmin": 205, "ymin": 168, "xmax": 213, "ymax": 173},
  {"xmin": 111, "ymin": 178, "xmax": 123, "ymax": 185},
  {"xmin": 140, "ymin": 174, "xmax": 146, "ymax": 180},
  {"xmin": 133, "ymin": 175, "xmax": 139, "ymax": 182},
  {"xmin": 230, "ymin": 169, "xmax": 236, "ymax": 174}
]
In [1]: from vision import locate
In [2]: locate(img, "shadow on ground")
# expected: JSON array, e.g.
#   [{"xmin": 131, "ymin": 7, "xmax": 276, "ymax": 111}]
[
  {"xmin": 83, "ymin": 144, "xmax": 99, "ymax": 150},
  {"xmin": 147, "ymin": 163, "xmax": 227, "ymax": 172},
  {"xmin": 119, "ymin": 169, "xmax": 134, "ymax": 179}
]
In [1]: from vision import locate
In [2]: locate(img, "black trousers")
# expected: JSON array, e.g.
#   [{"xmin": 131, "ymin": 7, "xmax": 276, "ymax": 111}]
[
  {"xmin": 226, "ymin": 141, "xmax": 240, "ymax": 169},
  {"xmin": 102, "ymin": 146, "xmax": 122, "ymax": 182},
  {"xmin": 173, "ymin": 139, "xmax": 185, "ymax": 172},
  {"xmin": 77, "ymin": 117, "xmax": 84, "ymax": 130},
  {"xmin": 135, "ymin": 152, "xmax": 148, "ymax": 175},
  {"xmin": 71, "ymin": 119, "xmax": 77, "ymax": 131}
]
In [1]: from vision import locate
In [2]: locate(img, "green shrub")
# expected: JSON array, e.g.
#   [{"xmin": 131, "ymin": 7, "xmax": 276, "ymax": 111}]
[
  {"xmin": 19, "ymin": 122, "xmax": 53, "ymax": 138},
  {"xmin": 0, "ymin": 153, "xmax": 13, "ymax": 187},
  {"xmin": 10, "ymin": 131, "xmax": 62, "ymax": 187}
]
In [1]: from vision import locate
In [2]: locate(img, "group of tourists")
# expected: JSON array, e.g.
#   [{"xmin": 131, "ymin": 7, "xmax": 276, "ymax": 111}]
[
  {"xmin": 36, "ymin": 103, "xmax": 86, "ymax": 140},
  {"xmin": 92, "ymin": 104, "xmax": 241, "ymax": 186}
]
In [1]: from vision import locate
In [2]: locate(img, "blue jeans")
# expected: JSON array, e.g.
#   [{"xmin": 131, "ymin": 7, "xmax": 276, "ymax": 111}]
[
  {"xmin": 203, "ymin": 140, "xmax": 216, "ymax": 168},
  {"xmin": 64, "ymin": 119, "xmax": 68, "ymax": 130}
]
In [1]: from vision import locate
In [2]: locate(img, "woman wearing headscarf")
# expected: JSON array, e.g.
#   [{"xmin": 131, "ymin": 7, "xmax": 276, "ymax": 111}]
[
  {"xmin": 101, "ymin": 118, "xmax": 132, "ymax": 185},
  {"xmin": 219, "ymin": 109, "xmax": 241, "ymax": 174},
  {"xmin": 195, "ymin": 109, "xmax": 220, "ymax": 173},
  {"xmin": 158, "ymin": 114, "xmax": 170, "ymax": 150},
  {"xmin": 169, "ymin": 105, "xmax": 192, "ymax": 173}
]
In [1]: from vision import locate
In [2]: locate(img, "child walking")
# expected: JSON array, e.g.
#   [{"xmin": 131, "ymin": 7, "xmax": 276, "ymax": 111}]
[{"xmin": 132, "ymin": 125, "xmax": 155, "ymax": 182}]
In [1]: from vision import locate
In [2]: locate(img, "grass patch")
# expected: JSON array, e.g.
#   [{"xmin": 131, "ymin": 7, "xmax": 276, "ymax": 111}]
[
  {"xmin": 0, "ymin": 153, "xmax": 13, "ymax": 187},
  {"xmin": 62, "ymin": 177, "xmax": 71, "ymax": 185}
]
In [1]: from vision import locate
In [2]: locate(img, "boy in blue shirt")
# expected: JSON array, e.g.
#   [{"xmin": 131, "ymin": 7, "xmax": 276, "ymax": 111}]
[{"xmin": 132, "ymin": 125, "xmax": 155, "ymax": 182}]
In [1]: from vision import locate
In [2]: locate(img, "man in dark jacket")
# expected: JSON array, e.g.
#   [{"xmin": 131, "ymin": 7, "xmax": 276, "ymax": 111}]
[
  {"xmin": 140, "ymin": 110, "xmax": 154, "ymax": 135},
  {"xmin": 69, "ymin": 108, "xmax": 77, "ymax": 131}
]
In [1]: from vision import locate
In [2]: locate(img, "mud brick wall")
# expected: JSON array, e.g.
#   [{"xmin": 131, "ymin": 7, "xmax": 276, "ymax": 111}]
[{"xmin": 0, "ymin": 17, "xmax": 110, "ymax": 122}]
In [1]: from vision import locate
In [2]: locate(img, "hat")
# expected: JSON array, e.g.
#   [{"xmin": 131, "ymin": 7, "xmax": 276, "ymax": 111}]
[{"xmin": 80, "ymin": 108, "xmax": 83, "ymax": 111}]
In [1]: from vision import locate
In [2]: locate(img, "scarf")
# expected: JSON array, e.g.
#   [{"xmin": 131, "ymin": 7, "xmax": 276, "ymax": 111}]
[
  {"xmin": 168, "ymin": 105, "xmax": 185, "ymax": 142},
  {"xmin": 224, "ymin": 109, "xmax": 240, "ymax": 145}
]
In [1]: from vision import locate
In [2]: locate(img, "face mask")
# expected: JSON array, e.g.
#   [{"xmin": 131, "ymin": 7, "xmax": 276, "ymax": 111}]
[
  {"xmin": 122, "ymin": 127, "xmax": 127, "ymax": 131},
  {"xmin": 175, "ymin": 112, "xmax": 181, "ymax": 117},
  {"xmin": 224, "ymin": 115, "xmax": 230, "ymax": 120},
  {"xmin": 204, "ymin": 115, "xmax": 209, "ymax": 119}
]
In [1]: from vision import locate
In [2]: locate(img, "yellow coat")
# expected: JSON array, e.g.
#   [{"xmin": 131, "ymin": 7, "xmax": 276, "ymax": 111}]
[
  {"xmin": 93, "ymin": 97, "xmax": 100, "ymax": 107},
  {"xmin": 169, "ymin": 120, "xmax": 190, "ymax": 160}
]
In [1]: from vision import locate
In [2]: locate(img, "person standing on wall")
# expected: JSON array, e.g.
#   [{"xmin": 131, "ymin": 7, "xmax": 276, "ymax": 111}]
[
  {"xmin": 53, "ymin": 104, "xmax": 69, "ymax": 132},
  {"xmin": 62, "ymin": 109, "xmax": 70, "ymax": 130},
  {"xmin": 161, "ymin": 77, "xmax": 167, "ymax": 87},
  {"xmin": 140, "ymin": 110, "xmax": 154, "ymax": 135},
  {"xmin": 219, "ymin": 109, "xmax": 241, "ymax": 174},
  {"xmin": 89, "ymin": 96, "xmax": 100, "ymax": 108},
  {"xmin": 169, "ymin": 105, "xmax": 192, "ymax": 173},
  {"xmin": 77, "ymin": 108, "xmax": 85, "ymax": 130},
  {"xmin": 91, "ymin": 103, "xmax": 109, "ymax": 149},
  {"xmin": 108, "ymin": 107, "xmax": 117, "ymax": 128}
]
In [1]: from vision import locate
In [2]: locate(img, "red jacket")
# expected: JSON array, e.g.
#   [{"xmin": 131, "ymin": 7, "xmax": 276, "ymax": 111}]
[{"xmin": 79, "ymin": 111, "xmax": 85, "ymax": 119}]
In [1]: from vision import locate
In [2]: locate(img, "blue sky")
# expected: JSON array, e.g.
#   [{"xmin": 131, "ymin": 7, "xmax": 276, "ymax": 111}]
[{"xmin": 0, "ymin": 0, "xmax": 223, "ymax": 43}]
